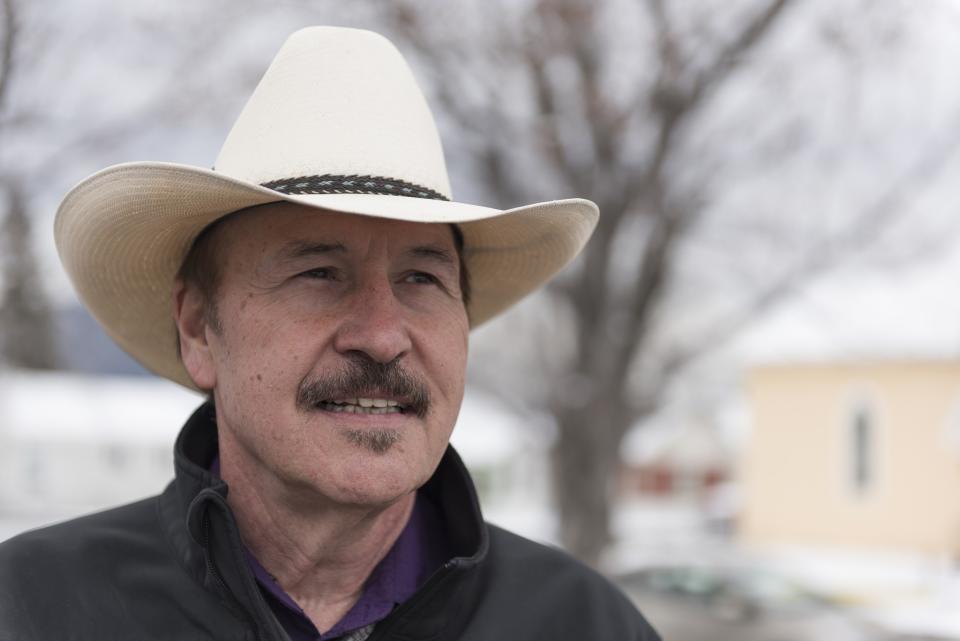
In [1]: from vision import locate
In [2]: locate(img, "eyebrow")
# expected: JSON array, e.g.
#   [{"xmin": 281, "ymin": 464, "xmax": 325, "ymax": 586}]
[
  {"xmin": 407, "ymin": 245, "xmax": 456, "ymax": 266},
  {"xmin": 277, "ymin": 240, "xmax": 347, "ymax": 260},
  {"xmin": 273, "ymin": 240, "xmax": 456, "ymax": 267}
]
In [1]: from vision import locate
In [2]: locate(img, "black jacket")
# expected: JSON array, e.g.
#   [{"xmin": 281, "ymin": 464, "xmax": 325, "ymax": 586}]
[{"xmin": 0, "ymin": 404, "xmax": 660, "ymax": 641}]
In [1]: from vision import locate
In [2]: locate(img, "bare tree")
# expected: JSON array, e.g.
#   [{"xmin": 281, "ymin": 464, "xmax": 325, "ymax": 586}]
[
  {"xmin": 5, "ymin": 0, "xmax": 954, "ymax": 564},
  {"xmin": 0, "ymin": 0, "xmax": 59, "ymax": 369},
  {"xmin": 368, "ymin": 0, "xmax": 959, "ymax": 565},
  {"xmin": 0, "ymin": 180, "xmax": 57, "ymax": 368},
  {"xmin": 0, "ymin": 0, "xmax": 13, "ymax": 111}
]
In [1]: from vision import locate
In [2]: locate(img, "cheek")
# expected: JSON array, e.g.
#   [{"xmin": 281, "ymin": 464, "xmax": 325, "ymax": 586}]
[
  {"xmin": 425, "ymin": 313, "xmax": 469, "ymax": 407},
  {"xmin": 211, "ymin": 312, "xmax": 289, "ymax": 397},
  {"xmin": 213, "ymin": 301, "xmax": 348, "ymax": 417}
]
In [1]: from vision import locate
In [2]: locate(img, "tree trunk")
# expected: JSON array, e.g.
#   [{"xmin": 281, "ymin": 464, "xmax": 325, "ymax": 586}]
[
  {"xmin": 551, "ymin": 400, "xmax": 626, "ymax": 566},
  {"xmin": 0, "ymin": 181, "xmax": 58, "ymax": 369}
]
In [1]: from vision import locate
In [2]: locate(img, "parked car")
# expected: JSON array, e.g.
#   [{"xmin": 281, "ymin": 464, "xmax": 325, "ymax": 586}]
[{"xmin": 617, "ymin": 563, "xmax": 890, "ymax": 641}]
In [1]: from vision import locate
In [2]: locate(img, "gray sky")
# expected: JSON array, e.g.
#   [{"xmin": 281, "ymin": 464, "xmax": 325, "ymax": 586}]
[{"xmin": 7, "ymin": 0, "xmax": 960, "ymax": 362}]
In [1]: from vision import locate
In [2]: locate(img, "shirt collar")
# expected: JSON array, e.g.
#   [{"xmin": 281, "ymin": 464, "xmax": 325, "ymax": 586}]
[{"xmin": 209, "ymin": 457, "xmax": 451, "ymax": 640}]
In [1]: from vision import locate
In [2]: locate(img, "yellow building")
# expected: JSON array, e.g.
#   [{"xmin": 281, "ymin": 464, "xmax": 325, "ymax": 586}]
[{"xmin": 740, "ymin": 360, "xmax": 960, "ymax": 556}]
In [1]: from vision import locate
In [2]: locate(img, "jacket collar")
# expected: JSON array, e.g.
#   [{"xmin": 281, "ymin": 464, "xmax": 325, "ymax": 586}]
[{"xmin": 158, "ymin": 402, "xmax": 490, "ymax": 640}]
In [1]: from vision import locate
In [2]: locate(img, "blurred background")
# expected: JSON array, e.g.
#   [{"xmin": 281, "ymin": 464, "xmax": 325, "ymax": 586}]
[{"xmin": 3, "ymin": 0, "xmax": 960, "ymax": 638}]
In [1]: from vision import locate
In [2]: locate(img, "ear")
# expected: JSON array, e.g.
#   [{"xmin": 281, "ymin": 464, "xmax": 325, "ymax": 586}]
[{"xmin": 173, "ymin": 279, "xmax": 218, "ymax": 391}]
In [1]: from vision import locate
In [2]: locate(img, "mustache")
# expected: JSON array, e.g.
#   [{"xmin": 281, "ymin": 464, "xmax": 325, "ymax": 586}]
[{"xmin": 296, "ymin": 354, "xmax": 430, "ymax": 419}]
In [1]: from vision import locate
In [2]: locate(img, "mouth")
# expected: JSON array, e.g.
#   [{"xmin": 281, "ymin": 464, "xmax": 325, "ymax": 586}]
[
  {"xmin": 316, "ymin": 397, "xmax": 410, "ymax": 415},
  {"xmin": 297, "ymin": 355, "xmax": 430, "ymax": 419}
]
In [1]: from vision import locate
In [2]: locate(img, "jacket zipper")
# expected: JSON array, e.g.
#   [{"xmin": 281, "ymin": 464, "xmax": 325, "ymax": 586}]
[
  {"xmin": 202, "ymin": 509, "xmax": 266, "ymax": 641},
  {"xmin": 364, "ymin": 559, "xmax": 461, "ymax": 641}
]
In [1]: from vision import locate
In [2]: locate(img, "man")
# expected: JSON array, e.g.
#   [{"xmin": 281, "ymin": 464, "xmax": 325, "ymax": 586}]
[{"xmin": 0, "ymin": 27, "xmax": 660, "ymax": 641}]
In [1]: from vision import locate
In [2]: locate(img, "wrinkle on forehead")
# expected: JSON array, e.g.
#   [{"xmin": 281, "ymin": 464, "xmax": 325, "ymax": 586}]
[
  {"xmin": 271, "ymin": 238, "xmax": 456, "ymax": 265},
  {"xmin": 178, "ymin": 202, "xmax": 471, "ymax": 322},
  {"xmin": 256, "ymin": 219, "xmax": 458, "ymax": 273}
]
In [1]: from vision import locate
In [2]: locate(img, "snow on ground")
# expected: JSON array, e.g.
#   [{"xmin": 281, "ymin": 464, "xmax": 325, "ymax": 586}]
[
  {"xmin": 449, "ymin": 388, "xmax": 536, "ymax": 467},
  {"xmin": 868, "ymin": 576, "xmax": 960, "ymax": 640},
  {"xmin": 604, "ymin": 498, "xmax": 960, "ymax": 639},
  {"xmin": 0, "ymin": 369, "xmax": 203, "ymax": 444},
  {"xmin": 753, "ymin": 544, "xmax": 960, "ymax": 639}
]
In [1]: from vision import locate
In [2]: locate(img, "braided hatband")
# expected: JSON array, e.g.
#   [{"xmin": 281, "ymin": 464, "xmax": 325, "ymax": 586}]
[{"xmin": 261, "ymin": 174, "xmax": 449, "ymax": 201}]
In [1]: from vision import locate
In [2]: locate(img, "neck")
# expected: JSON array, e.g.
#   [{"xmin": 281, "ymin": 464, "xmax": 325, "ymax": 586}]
[{"xmin": 218, "ymin": 442, "xmax": 416, "ymax": 632}]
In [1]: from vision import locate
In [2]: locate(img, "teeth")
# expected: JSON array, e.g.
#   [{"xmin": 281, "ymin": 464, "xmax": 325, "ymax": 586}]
[
  {"xmin": 335, "ymin": 398, "xmax": 402, "ymax": 409},
  {"xmin": 320, "ymin": 401, "xmax": 403, "ymax": 415}
]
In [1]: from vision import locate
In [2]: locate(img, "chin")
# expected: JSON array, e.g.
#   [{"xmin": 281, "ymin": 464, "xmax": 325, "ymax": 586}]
[
  {"xmin": 318, "ymin": 448, "xmax": 429, "ymax": 508},
  {"xmin": 325, "ymin": 480, "xmax": 418, "ymax": 510},
  {"xmin": 341, "ymin": 427, "xmax": 403, "ymax": 455}
]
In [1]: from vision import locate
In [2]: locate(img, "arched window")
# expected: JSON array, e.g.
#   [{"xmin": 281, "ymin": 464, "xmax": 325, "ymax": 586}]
[{"xmin": 849, "ymin": 403, "xmax": 874, "ymax": 495}]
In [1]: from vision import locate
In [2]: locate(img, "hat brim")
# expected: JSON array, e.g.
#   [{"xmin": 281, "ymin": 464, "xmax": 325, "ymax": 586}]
[{"xmin": 55, "ymin": 161, "xmax": 598, "ymax": 389}]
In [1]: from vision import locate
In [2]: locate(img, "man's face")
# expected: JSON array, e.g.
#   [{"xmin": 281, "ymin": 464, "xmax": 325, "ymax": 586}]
[{"xmin": 177, "ymin": 202, "xmax": 469, "ymax": 507}]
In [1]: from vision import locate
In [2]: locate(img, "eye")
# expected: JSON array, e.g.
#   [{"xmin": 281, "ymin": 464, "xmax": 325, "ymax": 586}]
[
  {"xmin": 299, "ymin": 267, "xmax": 339, "ymax": 280},
  {"xmin": 403, "ymin": 271, "xmax": 440, "ymax": 286}
]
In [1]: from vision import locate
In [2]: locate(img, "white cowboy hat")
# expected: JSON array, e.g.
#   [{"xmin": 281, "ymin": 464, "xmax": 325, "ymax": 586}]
[{"xmin": 54, "ymin": 26, "xmax": 598, "ymax": 389}]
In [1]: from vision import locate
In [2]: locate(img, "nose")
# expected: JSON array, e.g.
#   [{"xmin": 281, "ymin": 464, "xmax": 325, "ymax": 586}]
[{"xmin": 332, "ymin": 278, "xmax": 412, "ymax": 364}]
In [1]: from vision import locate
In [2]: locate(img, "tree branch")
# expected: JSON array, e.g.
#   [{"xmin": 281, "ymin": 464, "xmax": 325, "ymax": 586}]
[
  {"xmin": 0, "ymin": 0, "xmax": 16, "ymax": 116},
  {"xmin": 692, "ymin": 0, "xmax": 794, "ymax": 103},
  {"xmin": 564, "ymin": 1, "xmax": 635, "ymax": 191},
  {"xmin": 612, "ymin": 197, "xmax": 696, "ymax": 398},
  {"xmin": 524, "ymin": 37, "xmax": 593, "ymax": 195},
  {"xmin": 381, "ymin": 0, "xmax": 539, "ymax": 205},
  {"xmin": 621, "ymin": 0, "xmax": 796, "ymax": 214},
  {"xmin": 654, "ymin": 121, "xmax": 960, "ymax": 386},
  {"xmin": 643, "ymin": 0, "xmax": 683, "ymax": 80},
  {"xmin": 596, "ymin": 0, "xmax": 799, "ymax": 396}
]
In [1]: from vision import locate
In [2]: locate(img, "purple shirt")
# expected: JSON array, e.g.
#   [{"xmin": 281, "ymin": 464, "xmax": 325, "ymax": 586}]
[{"xmin": 210, "ymin": 457, "xmax": 450, "ymax": 640}]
